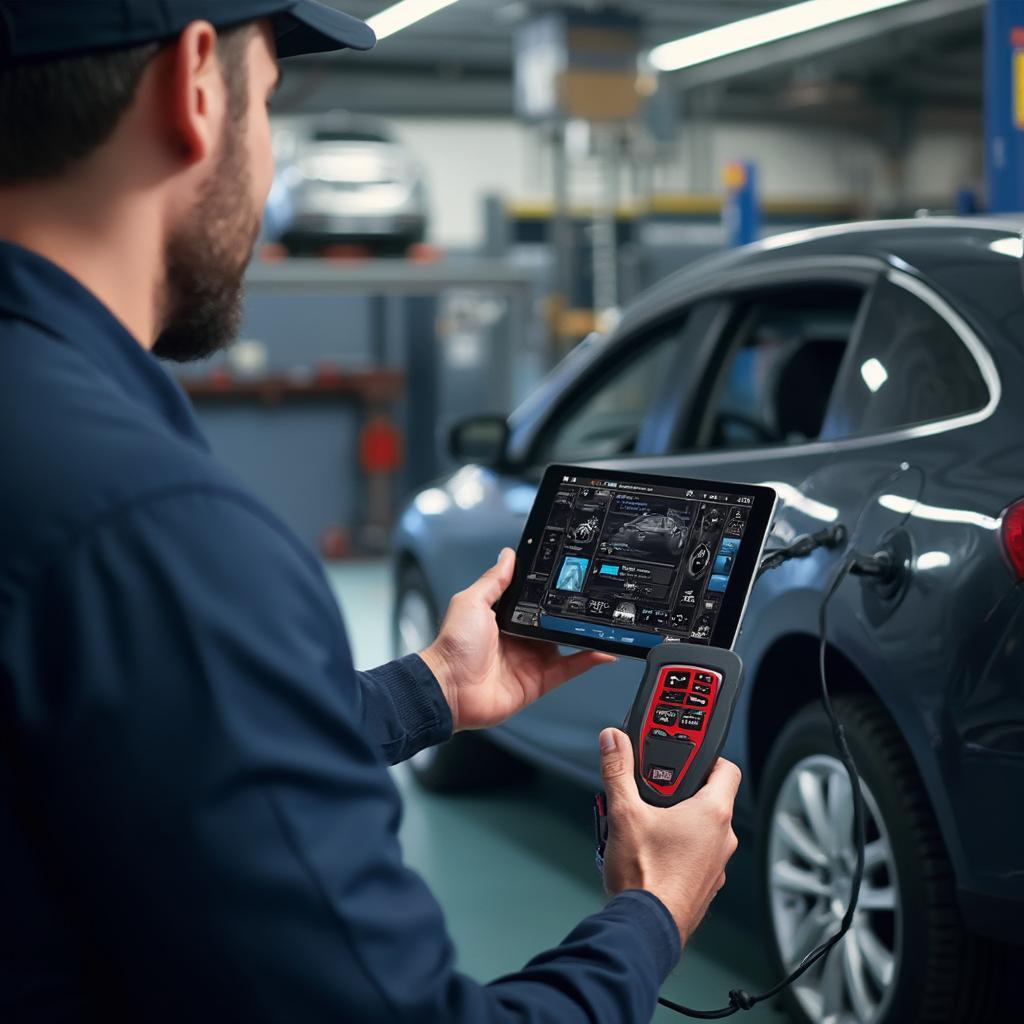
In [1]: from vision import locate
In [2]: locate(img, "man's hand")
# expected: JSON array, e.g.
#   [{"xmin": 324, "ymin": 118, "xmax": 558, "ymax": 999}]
[
  {"xmin": 599, "ymin": 728, "xmax": 741, "ymax": 946},
  {"xmin": 419, "ymin": 548, "xmax": 615, "ymax": 732}
]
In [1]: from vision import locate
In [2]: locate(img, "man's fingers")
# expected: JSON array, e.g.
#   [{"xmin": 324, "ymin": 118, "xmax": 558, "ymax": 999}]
[
  {"xmin": 599, "ymin": 727, "xmax": 638, "ymax": 805},
  {"xmin": 698, "ymin": 758, "xmax": 742, "ymax": 805},
  {"xmin": 466, "ymin": 548, "xmax": 516, "ymax": 606}
]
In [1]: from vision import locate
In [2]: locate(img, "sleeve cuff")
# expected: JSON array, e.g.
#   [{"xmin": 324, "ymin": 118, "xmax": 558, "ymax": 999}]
[
  {"xmin": 607, "ymin": 890, "xmax": 682, "ymax": 980},
  {"xmin": 365, "ymin": 654, "xmax": 453, "ymax": 763}
]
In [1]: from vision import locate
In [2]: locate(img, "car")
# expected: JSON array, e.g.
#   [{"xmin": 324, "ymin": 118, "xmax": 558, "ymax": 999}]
[
  {"xmin": 270, "ymin": 112, "xmax": 427, "ymax": 255},
  {"xmin": 612, "ymin": 509, "xmax": 689, "ymax": 556},
  {"xmin": 391, "ymin": 217, "xmax": 1024, "ymax": 1024}
]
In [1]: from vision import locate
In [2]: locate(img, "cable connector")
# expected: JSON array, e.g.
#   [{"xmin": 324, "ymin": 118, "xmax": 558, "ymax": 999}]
[
  {"xmin": 727, "ymin": 990, "xmax": 755, "ymax": 1012},
  {"xmin": 849, "ymin": 548, "xmax": 896, "ymax": 582}
]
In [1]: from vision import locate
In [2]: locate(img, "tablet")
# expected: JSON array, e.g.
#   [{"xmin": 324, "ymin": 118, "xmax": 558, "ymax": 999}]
[{"xmin": 496, "ymin": 464, "xmax": 777, "ymax": 659}]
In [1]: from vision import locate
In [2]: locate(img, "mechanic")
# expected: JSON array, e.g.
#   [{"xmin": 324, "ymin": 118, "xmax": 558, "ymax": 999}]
[{"xmin": 0, "ymin": 3, "xmax": 740, "ymax": 1021}]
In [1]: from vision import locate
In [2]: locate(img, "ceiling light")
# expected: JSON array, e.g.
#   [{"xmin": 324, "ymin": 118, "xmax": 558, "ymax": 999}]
[
  {"xmin": 367, "ymin": 0, "xmax": 462, "ymax": 41},
  {"xmin": 649, "ymin": 0, "xmax": 918, "ymax": 73}
]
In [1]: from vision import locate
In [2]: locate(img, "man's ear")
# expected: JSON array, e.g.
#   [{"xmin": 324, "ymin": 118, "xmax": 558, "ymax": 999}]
[{"xmin": 163, "ymin": 20, "xmax": 223, "ymax": 167}]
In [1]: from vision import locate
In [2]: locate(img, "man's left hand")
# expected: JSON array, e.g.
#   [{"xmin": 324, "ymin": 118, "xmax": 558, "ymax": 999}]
[{"xmin": 419, "ymin": 548, "xmax": 615, "ymax": 732}]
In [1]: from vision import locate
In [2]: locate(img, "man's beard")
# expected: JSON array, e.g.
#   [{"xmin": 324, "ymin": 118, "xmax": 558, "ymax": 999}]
[{"xmin": 153, "ymin": 121, "xmax": 260, "ymax": 363}]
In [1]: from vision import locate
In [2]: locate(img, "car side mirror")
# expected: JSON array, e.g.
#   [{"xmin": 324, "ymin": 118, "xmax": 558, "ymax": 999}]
[{"xmin": 448, "ymin": 415, "xmax": 509, "ymax": 467}]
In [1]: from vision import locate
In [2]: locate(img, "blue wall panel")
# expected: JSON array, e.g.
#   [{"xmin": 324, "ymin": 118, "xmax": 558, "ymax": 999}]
[{"xmin": 986, "ymin": 0, "xmax": 1024, "ymax": 212}]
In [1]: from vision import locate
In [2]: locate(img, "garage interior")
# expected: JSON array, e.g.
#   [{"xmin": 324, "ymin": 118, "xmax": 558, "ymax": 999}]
[
  {"xmin": 28, "ymin": 1, "xmax": 1023, "ymax": 1022},
  {"xmin": 181, "ymin": 1, "xmax": 1023, "ymax": 1021}
]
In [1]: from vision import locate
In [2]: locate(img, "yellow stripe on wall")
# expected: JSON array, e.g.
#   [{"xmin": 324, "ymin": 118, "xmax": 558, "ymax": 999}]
[{"xmin": 1015, "ymin": 49, "xmax": 1024, "ymax": 130}]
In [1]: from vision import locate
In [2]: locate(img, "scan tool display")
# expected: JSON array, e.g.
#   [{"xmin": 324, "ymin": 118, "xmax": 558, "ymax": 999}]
[{"xmin": 497, "ymin": 465, "xmax": 776, "ymax": 658}]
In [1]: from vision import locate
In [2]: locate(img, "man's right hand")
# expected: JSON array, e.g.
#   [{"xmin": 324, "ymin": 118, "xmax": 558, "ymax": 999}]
[{"xmin": 599, "ymin": 727, "xmax": 741, "ymax": 945}]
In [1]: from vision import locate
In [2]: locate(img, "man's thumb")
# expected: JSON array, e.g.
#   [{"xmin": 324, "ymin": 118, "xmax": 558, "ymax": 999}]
[
  {"xmin": 599, "ymin": 728, "xmax": 635, "ymax": 797},
  {"xmin": 469, "ymin": 548, "xmax": 515, "ymax": 605}
]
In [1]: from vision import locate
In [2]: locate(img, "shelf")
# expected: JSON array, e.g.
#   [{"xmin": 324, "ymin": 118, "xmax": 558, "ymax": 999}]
[{"xmin": 182, "ymin": 370, "xmax": 404, "ymax": 406}]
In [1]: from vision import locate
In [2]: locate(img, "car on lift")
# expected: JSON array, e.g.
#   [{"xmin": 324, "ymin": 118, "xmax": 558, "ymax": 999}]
[
  {"xmin": 391, "ymin": 217, "xmax": 1024, "ymax": 1024},
  {"xmin": 269, "ymin": 112, "xmax": 428, "ymax": 255}
]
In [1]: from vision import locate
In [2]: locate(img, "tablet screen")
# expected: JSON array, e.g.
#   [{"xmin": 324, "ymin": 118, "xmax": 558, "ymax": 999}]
[{"xmin": 497, "ymin": 465, "xmax": 776, "ymax": 658}]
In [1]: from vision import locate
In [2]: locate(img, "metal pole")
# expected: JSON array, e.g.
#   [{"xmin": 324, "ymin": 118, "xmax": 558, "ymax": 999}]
[
  {"xmin": 592, "ymin": 125, "xmax": 620, "ymax": 318},
  {"xmin": 550, "ymin": 121, "xmax": 574, "ymax": 365},
  {"xmin": 723, "ymin": 160, "xmax": 761, "ymax": 248}
]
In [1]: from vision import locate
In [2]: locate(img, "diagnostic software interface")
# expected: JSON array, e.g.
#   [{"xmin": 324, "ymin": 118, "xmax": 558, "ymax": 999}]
[{"xmin": 508, "ymin": 470, "xmax": 766, "ymax": 651}]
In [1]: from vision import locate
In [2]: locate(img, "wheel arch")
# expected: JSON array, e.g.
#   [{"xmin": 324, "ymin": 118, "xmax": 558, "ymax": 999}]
[
  {"xmin": 392, "ymin": 545, "xmax": 447, "ymax": 609},
  {"xmin": 746, "ymin": 633, "xmax": 888, "ymax": 798}
]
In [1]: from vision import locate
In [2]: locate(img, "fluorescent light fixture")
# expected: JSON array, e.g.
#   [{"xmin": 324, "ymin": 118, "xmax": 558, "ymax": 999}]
[
  {"xmin": 367, "ymin": 0, "xmax": 461, "ymax": 41},
  {"xmin": 860, "ymin": 357, "xmax": 889, "ymax": 393},
  {"xmin": 649, "ymin": 0, "xmax": 918, "ymax": 73}
]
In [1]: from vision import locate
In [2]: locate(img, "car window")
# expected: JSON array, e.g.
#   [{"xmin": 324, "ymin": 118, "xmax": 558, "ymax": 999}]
[
  {"xmin": 826, "ymin": 277, "xmax": 989, "ymax": 437},
  {"xmin": 687, "ymin": 284, "xmax": 866, "ymax": 452},
  {"xmin": 533, "ymin": 323, "xmax": 685, "ymax": 465}
]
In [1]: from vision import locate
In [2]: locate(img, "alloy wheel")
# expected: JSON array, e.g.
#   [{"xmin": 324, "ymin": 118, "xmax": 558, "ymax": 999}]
[{"xmin": 768, "ymin": 754, "xmax": 901, "ymax": 1024}]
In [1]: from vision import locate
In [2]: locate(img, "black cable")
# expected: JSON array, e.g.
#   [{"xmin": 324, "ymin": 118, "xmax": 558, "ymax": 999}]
[
  {"xmin": 755, "ymin": 524, "xmax": 847, "ymax": 581},
  {"xmin": 656, "ymin": 552, "xmax": 868, "ymax": 1018}
]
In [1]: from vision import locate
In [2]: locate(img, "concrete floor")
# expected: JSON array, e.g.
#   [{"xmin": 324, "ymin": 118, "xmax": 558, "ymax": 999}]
[{"xmin": 326, "ymin": 561, "xmax": 786, "ymax": 1022}]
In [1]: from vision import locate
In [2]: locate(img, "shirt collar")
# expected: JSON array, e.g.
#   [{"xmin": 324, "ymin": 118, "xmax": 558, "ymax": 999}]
[{"xmin": 0, "ymin": 239, "xmax": 209, "ymax": 449}]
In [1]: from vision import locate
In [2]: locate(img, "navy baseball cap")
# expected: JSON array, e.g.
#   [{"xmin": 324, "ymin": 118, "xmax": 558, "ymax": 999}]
[{"xmin": 0, "ymin": 0, "xmax": 376, "ymax": 64}]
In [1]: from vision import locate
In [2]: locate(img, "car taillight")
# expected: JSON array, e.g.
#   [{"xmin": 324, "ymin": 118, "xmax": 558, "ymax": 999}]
[{"xmin": 1002, "ymin": 500, "xmax": 1024, "ymax": 580}]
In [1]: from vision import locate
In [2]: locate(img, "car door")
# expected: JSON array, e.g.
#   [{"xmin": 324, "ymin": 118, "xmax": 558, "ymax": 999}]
[
  {"xmin": 627, "ymin": 263, "xmax": 998, "ymax": 820},
  {"xmin": 498, "ymin": 260, "xmax": 882, "ymax": 781},
  {"xmin": 781, "ymin": 267, "xmax": 1004, "ymax": 875}
]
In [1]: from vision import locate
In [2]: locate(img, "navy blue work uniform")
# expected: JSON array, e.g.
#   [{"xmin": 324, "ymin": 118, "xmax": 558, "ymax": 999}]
[{"xmin": 0, "ymin": 241, "xmax": 681, "ymax": 1022}]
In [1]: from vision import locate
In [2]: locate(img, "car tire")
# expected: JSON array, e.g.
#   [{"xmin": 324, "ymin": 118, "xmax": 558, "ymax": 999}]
[
  {"xmin": 393, "ymin": 563, "xmax": 532, "ymax": 793},
  {"xmin": 756, "ymin": 696, "xmax": 1009, "ymax": 1024}
]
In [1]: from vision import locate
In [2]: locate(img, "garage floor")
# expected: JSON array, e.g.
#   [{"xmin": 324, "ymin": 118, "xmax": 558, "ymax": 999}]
[{"xmin": 327, "ymin": 561, "xmax": 786, "ymax": 1022}]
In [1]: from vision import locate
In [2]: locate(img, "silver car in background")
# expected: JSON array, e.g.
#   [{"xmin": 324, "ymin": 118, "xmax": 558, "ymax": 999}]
[{"xmin": 271, "ymin": 113, "xmax": 428, "ymax": 255}]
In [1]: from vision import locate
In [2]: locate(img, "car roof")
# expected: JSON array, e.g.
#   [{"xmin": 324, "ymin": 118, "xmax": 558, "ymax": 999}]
[{"xmin": 620, "ymin": 216, "xmax": 1023, "ymax": 336}]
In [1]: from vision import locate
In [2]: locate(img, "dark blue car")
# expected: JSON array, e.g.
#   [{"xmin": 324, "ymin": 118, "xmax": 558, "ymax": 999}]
[{"xmin": 391, "ymin": 217, "xmax": 1024, "ymax": 1024}]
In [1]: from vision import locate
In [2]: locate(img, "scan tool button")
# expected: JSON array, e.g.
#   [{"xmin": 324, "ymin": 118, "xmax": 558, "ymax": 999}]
[
  {"xmin": 664, "ymin": 671, "xmax": 691, "ymax": 688},
  {"xmin": 660, "ymin": 691, "xmax": 686, "ymax": 704},
  {"xmin": 695, "ymin": 672, "xmax": 714, "ymax": 684},
  {"xmin": 677, "ymin": 710, "xmax": 705, "ymax": 730},
  {"xmin": 686, "ymin": 693, "xmax": 709, "ymax": 708},
  {"xmin": 650, "ymin": 728, "xmax": 670, "ymax": 737},
  {"xmin": 691, "ymin": 682, "xmax": 711, "ymax": 695},
  {"xmin": 653, "ymin": 707, "xmax": 678, "ymax": 727}
]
